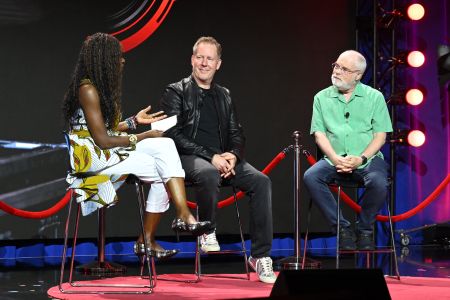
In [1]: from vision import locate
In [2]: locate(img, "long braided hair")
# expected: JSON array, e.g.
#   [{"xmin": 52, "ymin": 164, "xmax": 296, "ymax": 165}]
[{"xmin": 62, "ymin": 33, "xmax": 123, "ymax": 129}]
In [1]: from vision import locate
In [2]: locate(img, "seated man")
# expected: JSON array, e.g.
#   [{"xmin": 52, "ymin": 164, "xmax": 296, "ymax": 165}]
[
  {"xmin": 160, "ymin": 36, "xmax": 276, "ymax": 283},
  {"xmin": 303, "ymin": 50, "xmax": 393, "ymax": 250}
]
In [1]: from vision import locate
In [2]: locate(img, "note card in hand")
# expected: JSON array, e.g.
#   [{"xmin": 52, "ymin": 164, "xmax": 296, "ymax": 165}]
[{"xmin": 151, "ymin": 115, "xmax": 177, "ymax": 132}]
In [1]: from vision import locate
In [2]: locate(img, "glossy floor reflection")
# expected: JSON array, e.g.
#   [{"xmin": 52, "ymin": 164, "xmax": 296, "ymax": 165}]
[{"xmin": 1, "ymin": 244, "xmax": 449, "ymax": 300}]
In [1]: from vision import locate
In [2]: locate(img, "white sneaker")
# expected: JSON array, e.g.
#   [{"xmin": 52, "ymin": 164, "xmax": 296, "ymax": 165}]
[
  {"xmin": 248, "ymin": 256, "xmax": 277, "ymax": 284},
  {"xmin": 200, "ymin": 231, "xmax": 221, "ymax": 253}
]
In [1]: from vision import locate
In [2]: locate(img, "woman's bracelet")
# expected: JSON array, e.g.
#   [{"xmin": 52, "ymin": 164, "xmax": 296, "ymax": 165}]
[{"xmin": 125, "ymin": 116, "xmax": 137, "ymax": 130}]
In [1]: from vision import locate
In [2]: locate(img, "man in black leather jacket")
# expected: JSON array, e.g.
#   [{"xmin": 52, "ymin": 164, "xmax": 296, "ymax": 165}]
[{"xmin": 160, "ymin": 36, "xmax": 276, "ymax": 283}]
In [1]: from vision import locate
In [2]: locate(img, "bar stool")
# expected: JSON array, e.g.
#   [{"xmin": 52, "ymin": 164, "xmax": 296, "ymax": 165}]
[
  {"xmin": 59, "ymin": 132, "xmax": 156, "ymax": 294},
  {"xmin": 304, "ymin": 177, "xmax": 400, "ymax": 279},
  {"xmin": 187, "ymin": 182, "xmax": 250, "ymax": 282}
]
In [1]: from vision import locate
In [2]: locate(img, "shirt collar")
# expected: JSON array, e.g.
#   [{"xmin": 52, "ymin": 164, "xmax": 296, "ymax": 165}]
[{"xmin": 330, "ymin": 82, "xmax": 364, "ymax": 99}]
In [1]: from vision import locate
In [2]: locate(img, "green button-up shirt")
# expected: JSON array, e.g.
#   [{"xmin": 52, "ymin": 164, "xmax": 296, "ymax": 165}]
[{"xmin": 310, "ymin": 82, "xmax": 393, "ymax": 168}]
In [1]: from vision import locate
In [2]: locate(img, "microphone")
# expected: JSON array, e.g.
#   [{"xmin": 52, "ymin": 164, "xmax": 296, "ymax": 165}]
[{"xmin": 344, "ymin": 112, "xmax": 350, "ymax": 119}]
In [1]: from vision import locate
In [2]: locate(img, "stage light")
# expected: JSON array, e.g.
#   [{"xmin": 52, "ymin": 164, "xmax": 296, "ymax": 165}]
[
  {"xmin": 407, "ymin": 130, "xmax": 426, "ymax": 147},
  {"xmin": 407, "ymin": 50, "xmax": 425, "ymax": 67},
  {"xmin": 407, "ymin": 3, "xmax": 425, "ymax": 21},
  {"xmin": 390, "ymin": 129, "xmax": 426, "ymax": 147},
  {"xmin": 405, "ymin": 88, "xmax": 424, "ymax": 105},
  {"xmin": 386, "ymin": 50, "xmax": 426, "ymax": 68},
  {"xmin": 377, "ymin": 3, "xmax": 425, "ymax": 28},
  {"xmin": 387, "ymin": 88, "xmax": 426, "ymax": 106}
]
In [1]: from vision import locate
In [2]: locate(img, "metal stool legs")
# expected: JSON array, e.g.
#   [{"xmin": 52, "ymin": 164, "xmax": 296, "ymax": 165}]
[
  {"xmin": 75, "ymin": 208, "xmax": 127, "ymax": 276},
  {"xmin": 336, "ymin": 185, "xmax": 342, "ymax": 269},
  {"xmin": 336, "ymin": 185, "xmax": 400, "ymax": 279},
  {"xmin": 301, "ymin": 197, "xmax": 314, "ymax": 269},
  {"xmin": 195, "ymin": 187, "xmax": 250, "ymax": 281},
  {"xmin": 134, "ymin": 179, "xmax": 158, "ymax": 286},
  {"xmin": 58, "ymin": 184, "xmax": 156, "ymax": 294},
  {"xmin": 385, "ymin": 196, "xmax": 400, "ymax": 280},
  {"xmin": 234, "ymin": 187, "xmax": 251, "ymax": 279}
]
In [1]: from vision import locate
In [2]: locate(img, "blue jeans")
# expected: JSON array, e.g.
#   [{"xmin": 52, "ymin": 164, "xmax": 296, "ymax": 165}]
[{"xmin": 303, "ymin": 156, "xmax": 389, "ymax": 234}]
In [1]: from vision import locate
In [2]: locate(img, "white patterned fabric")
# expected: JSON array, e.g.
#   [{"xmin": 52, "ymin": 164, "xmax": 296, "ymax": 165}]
[{"xmin": 66, "ymin": 109, "xmax": 184, "ymax": 216}]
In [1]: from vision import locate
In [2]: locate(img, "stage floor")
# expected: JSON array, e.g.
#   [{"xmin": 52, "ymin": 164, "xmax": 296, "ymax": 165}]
[{"xmin": 1, "ymin": 244, "xmax": 449, "ymax": 299}]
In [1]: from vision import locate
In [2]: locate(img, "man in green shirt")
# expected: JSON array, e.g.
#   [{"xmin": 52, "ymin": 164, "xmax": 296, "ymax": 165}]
[{"xmin": 303, "ymin": 50, "xmax": 393, "ymax": 250}]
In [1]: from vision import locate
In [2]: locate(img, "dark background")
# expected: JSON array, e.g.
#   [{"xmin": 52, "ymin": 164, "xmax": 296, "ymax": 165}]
[{"xmin": 0, "ymin": 0, "xmax": 355, "ymax": 239}]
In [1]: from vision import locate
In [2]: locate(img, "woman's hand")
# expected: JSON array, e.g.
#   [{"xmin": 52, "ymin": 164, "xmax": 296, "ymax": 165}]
[
  {"xmin": 138, "ymin": 130, "xmax": 164, "ymax": 140},
  {"xmin": 135, "ymin": 105, "xmax": 167, "ymax": 125}
]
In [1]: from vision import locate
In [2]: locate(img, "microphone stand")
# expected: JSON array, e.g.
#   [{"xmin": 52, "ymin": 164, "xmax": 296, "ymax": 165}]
[{"xmin": 274, "ymin": 131, "xmax": 320, "ymax": 270}]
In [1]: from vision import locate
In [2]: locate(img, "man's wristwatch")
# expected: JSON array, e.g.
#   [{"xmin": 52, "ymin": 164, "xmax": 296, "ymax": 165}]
[
  {"xmin": 360, "ymin": 155, "xmax": 368, "ymax": 165},
  {"xmin": 128, "ymin": 134, "xmax": 138, "ymax": 150}
]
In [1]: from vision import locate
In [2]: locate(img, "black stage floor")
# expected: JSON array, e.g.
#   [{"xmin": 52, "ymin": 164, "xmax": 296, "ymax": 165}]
[{"xmin": 1, "ymin": 244, "xmax": 449, "ymax": 300}]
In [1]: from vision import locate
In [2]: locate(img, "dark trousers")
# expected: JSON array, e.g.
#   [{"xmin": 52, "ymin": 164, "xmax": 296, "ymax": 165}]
[
  {"xmin": 180, "ymin": 155, "xmax": 273, "ymax": 258},
  {"xmin": 303, "ymin": 156, "xmax": 389, "ymax": 234}
]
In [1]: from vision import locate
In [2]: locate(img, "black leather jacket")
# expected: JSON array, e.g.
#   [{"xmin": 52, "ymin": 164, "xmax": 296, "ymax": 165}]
[{"xmin": 160, "ymin": 75, "xmax": 245, "ymax": 162}]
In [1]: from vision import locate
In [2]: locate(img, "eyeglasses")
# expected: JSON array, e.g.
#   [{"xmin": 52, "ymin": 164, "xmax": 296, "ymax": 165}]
[{"xmin": 331, "ymin": 62, "xmax": 359, "ymax": 74}]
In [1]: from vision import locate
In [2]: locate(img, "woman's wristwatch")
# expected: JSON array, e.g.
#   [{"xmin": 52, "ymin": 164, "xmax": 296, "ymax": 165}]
[{"xmin": 128, "ymin": 134, "xmax": 138, "ymax": 150}]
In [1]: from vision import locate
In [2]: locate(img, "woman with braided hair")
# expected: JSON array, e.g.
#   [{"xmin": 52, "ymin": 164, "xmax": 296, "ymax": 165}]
[{"xmin": 62, "ymin": 33, "xmax": 210, "ymax": 259}]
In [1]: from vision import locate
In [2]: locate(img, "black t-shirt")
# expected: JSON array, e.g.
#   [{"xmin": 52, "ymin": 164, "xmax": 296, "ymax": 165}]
[{"xmin": 194, "ymin": 88, "xmax": 221, "ymax": 152}]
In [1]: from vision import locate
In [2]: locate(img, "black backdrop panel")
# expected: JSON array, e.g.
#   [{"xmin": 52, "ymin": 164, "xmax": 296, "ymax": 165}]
[{"xmin": 0, "ymin": 0, "xmax": 355, "ymax": 239}]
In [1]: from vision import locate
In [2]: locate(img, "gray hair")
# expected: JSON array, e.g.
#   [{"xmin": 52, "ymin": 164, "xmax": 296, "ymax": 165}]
[{"xmin": 341, "ymin": 50, "xmax": 367, "ymax": 73}]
